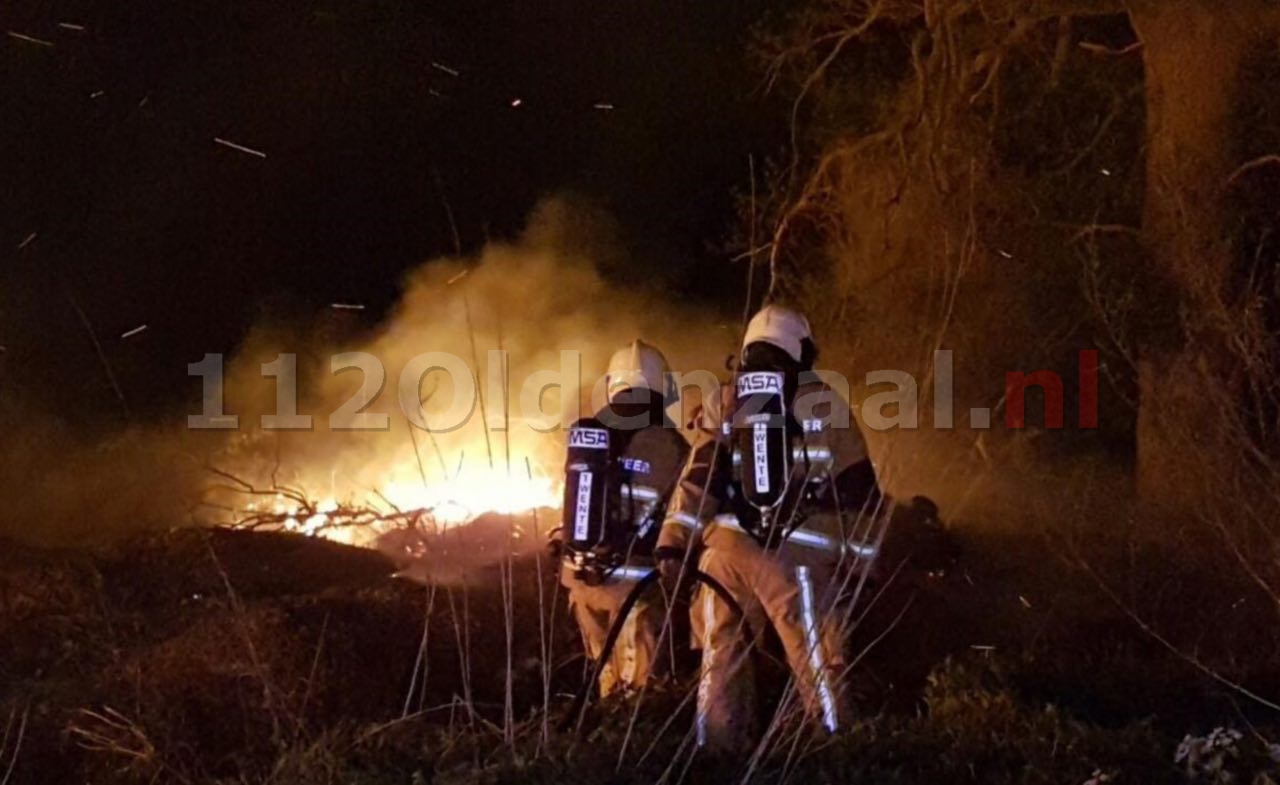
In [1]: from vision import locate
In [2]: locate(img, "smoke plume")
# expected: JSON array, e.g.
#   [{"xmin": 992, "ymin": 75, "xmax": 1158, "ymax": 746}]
[{"xmin": 0, "ymin": 197, "xmax": 733, "ymax": 546}]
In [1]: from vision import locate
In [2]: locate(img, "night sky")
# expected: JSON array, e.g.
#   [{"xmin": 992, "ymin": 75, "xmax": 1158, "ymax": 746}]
[{"xmin": 2, "ymin": 0, "xmax": 786, "ymax": 425}]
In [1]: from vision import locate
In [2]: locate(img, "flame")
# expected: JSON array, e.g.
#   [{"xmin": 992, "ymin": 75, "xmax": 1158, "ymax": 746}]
[
  {"xmin": 230, "ymin": 452, "xmax": 562, "ymax": 547},
  {"xmin": 378, "ymin": 468, "xmax": 560, "ymax": 524}
]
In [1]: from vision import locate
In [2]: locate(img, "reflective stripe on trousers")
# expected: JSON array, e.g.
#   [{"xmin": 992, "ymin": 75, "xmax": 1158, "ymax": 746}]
[
  {"xmin": 695, "ymin": 587, "xmax": 715, "ymax": 747},
  {"xmin": 796, "ymin": 565, "xmax": 838, "ymax": 733}
]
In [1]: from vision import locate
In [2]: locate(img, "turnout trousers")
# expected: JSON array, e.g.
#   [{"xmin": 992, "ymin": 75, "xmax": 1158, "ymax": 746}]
[
  {"xmin": 564, "ymin": 564, "xmax": 665, "ymax": 696},
  {"xmin": 692, "ymin": 524, "xmax": 850, "ymax": 753}
]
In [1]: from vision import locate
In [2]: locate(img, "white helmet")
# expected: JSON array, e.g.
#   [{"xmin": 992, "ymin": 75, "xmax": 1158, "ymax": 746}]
[
  {"xmin": 742, "ymin": 305, "xmax": 812, "ymax": 363},
  {"xmin": 604, "ymin": 339, "xmax": 672, "ymax": 403}
]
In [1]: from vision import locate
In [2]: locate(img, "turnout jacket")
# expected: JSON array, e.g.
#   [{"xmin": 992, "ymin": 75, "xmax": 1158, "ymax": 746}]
[{"xmin": 657, "ymin": 378, "xmax": 882, "ymax": 560}]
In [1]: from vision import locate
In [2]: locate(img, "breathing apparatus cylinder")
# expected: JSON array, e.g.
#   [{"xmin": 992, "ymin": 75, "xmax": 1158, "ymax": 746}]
[
  {"xmin": 732, "ymin": 368, "xmax": 792, "ymax": 513},
  {"xmin": 562, "ymin": 417, "xmax": 619, "ymax": 584}
]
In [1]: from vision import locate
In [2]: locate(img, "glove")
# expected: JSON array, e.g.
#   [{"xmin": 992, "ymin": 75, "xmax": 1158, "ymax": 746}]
[
  {"xmin": 654, "ymin": 546, "xmax": 687, "ymax": 595},
  {"xmin": 545, "ymin": 536, "xmax": 564, "ymax": 561}
]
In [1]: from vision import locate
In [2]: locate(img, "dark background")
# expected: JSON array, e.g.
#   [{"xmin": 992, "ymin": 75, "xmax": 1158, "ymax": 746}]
[{"xmin": 1, "ymin": 0, "xmax": 786, "ymax": 426}]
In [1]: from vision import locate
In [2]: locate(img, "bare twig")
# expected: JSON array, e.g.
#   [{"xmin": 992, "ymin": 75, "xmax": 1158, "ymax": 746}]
[
  {"xmin": 66, "ymin": 288, "xmax": 130, "ymax": 418},
  {"xmin": 1226, "ymin": 154, "xmax": 1280, "ymax": 187},
  {"xmin": 1077, "ymin": 556, "xmax": 1280, "ymax": 713},
  {"xmin": 402, "ymin": 584, "xmax": 439, "ymax": 717},
  {"xmin": 1067, "ymin": 223, "xmax": 1141, "ymax": 243},
  {"xmin": 204, "ymin": 537, "xmax": 293, "ymax": 741},
  {"xmin": 0, "ymin": 705, "xmax": 27, "ymax": 785},
  {"xmin": 213, "ymin": 137, "xmax": 266, "ymax": 158},
  {"xmin": 1078, "ymin": 40, "xmax": 1142, "ymax": 56},
  {"xmin": 300, "ymin": 611, "xmax": 331, "ymax": 723},
  {"xmin": 7, "ymin": 31, "xmax": 53, "ymax": 47}
]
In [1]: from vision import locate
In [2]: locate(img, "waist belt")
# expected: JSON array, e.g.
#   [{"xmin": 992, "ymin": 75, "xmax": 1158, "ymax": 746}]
[
  {"xmin": 709, "ymin": 514, "xmax": 877, "ymax": 558},
  {"xmin": 621, "ymin": 484, "xmax": 660, "ymax": 503},
  {"xmin": 605, "ymin": 565, "xmax": 656, "ymax": 582},
  {"xmin": 563, "ymin": 559, "xmax": 654, "ymax": 584}
]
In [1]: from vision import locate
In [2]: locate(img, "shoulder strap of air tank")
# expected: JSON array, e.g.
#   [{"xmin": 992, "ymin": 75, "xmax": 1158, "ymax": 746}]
[{"xmin": 633, "ymin": 426, "xmax": 684, "ymax": 539}]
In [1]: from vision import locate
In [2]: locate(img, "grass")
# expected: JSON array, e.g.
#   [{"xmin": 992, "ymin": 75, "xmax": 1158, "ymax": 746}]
[{"xmin": 2, "ymin": 513, "xmax": 1280, "ymax": 785}]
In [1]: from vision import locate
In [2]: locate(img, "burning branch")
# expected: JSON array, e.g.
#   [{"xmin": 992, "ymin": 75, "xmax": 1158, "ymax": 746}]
[{"xmin": 202, "ymin": 464, "xmax": 445, "ymax": 544}]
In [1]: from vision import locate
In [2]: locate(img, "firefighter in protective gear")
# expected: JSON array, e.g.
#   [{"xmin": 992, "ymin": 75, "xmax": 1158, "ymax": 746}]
[
  {"xmin": 655, "ymin": 305, "xmax": 884, "ymax": 753},
  {"xmin": 551, "ymin": 340, "xmax": 689, "ymax": 697}
]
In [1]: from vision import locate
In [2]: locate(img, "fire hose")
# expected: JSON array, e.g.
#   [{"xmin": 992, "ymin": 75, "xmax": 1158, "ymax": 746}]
[{"xmin": 563, "ymin": 566, "xmax": 744, "ymax": 734}]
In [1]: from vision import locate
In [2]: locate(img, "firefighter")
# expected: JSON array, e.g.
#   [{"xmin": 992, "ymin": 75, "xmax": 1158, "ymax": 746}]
[
  {"xmin": 550, "ymin": 340, "xmax": 689, "ymax": 697},
  {"xmin": 655, "ymin": 305, "xmax": 885, "ymax": 754}
]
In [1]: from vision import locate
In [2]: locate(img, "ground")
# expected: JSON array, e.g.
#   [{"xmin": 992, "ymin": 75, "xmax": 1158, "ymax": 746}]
[{"xmin": 2, "ymin": 520, "xmax": 1278, "ymax": 784}]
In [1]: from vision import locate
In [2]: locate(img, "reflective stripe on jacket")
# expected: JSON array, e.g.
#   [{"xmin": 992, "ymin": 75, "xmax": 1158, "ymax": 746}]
[{"xmin": 658, "ymin": 378, "xmax": 877, "ymax": 553}]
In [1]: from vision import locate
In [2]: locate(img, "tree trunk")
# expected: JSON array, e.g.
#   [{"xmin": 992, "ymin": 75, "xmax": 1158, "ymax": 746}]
[{"xmin": 1130, "ymin": 3, "xmax": 1259, "ymax": 507}]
